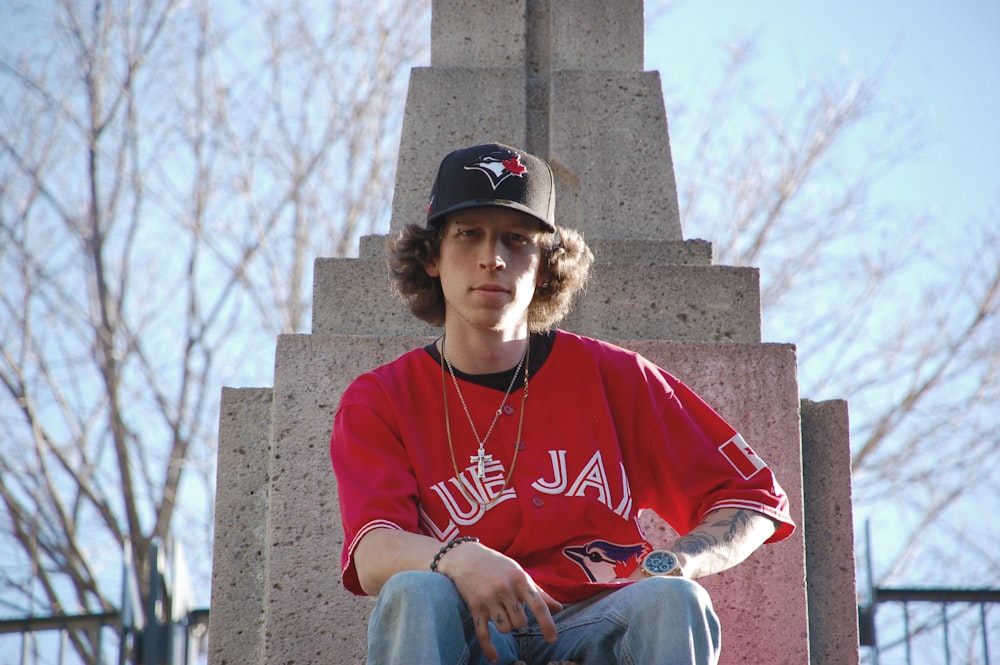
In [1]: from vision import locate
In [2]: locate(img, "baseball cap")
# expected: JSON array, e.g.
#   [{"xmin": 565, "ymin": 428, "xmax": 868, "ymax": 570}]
[{"xmin": 425, "ymin": 143, "xmax": 556, "ymax": 232}]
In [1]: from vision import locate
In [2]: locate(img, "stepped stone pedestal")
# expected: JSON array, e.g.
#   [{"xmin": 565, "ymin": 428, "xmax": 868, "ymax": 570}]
[{"xmin": 208, "ymin": 2, "xmax": 860, "ymax": 664}]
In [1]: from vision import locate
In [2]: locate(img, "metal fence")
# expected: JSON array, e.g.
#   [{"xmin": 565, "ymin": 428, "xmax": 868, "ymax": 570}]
[
  {"xmin": 860, "ymin": 587, "xmax": 999, "ymax": 665},
  {"xmin": 0, "ymin": 542, "xmax": 209, "ymax": 665},
  {"xmin": 4, "ymin": 536, "xmax": 998, "ymax": 665},
  {"xmin": 0, "ymin": 610, "xmax": 209, "ymax": 665},
  {"xmin": 7, "ymin": 592, "xmax": 997, "ymax": 665}
]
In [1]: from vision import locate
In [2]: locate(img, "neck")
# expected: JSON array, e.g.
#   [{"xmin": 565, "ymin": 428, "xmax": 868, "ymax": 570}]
[{"xmin": 441, "ymin": 327, "xmax": 530, "ymax": 375}]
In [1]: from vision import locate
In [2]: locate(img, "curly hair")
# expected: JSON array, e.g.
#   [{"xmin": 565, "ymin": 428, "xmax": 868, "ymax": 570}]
[{"xmin": 388, "ymin": 222, "xmax": 594, "ymax": 331}]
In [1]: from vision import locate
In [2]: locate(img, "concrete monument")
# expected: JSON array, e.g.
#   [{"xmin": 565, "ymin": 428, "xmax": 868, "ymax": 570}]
[{"xmin": 209, "ymin": 2, "xmax": 859, "ymax": 663}]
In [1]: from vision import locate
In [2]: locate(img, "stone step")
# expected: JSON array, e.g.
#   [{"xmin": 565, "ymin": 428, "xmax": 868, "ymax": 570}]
[
  {"xmin": 563, "ymin": 263, "xmax": 759, "ymax": 342},
  {"xmin": 390, "ymin": 68, "xmax": 682, "ymax": 241},
  {"xmin": 311, "ymin": 257, "xmax": 758, "ymax": 342},
  {"xmin": 359, "ymin": 234, "xmax": 712, "ymax": 264},
  {"xmin": 390, "ymin": 67, "xmax": 529, "ymax": 236},
  {"xmin": 208, "ymin": 387, "xmax": 271, "ymax": 665},
  {"xmin": 431, "ymin": 0, "xmax": 644, "ymax": 71},
  {"xmin": 547, "ymin": 69, "xmax": 681, "ymax": 241},
  {"xmin": 228, "ymin": 334, "xmax": 810, "ymax": 665}
]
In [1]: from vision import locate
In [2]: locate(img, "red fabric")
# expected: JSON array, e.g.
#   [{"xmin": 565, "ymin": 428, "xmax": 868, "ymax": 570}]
[{"xmin": 331, "ymin": 331, "xmax": 794, "ymax": 603}]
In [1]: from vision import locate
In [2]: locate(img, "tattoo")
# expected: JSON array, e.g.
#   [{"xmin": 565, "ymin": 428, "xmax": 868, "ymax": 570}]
[
  {"xmin": 673, "ymin": 510, "xmax": 757, "ymax": 573},
  {"xmin": 673, "ymin": 531, "xmax": 716, "ymax": 556},
  {"xmin": 715, "ymin": 509, "xmax": 753, "ymax": 543}
]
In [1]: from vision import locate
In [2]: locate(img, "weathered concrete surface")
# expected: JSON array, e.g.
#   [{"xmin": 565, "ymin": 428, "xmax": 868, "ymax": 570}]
[
  {"xmin": 548, "ymin": 70, "xmax": 681, "ymax": 240},
  {"xmin": 252, "ymin": 336, "xmax": 809, "ymax": 665},
  {"xmin": 635, "ymin": 342, "xmax": 809, "ymax": 665},
  {"xmin": 208, "ymin": 388, "xmax": 272, "ymax": 665},
  {"xmin": 357, "ymin": 234, "xmax": 712, "ymax": 265},
  {"xmin": 210, "ymin": 0, "xmax": 859, "ymax": 662},
  {"xmin": 802, "ymin": 399, "xmax": 860, "ymax": 665},
  {"xmin": 263, "ymin": 336, "xmax": 421, "ymax": 664},
  {"xmin": 312, "ymin": 257, "xmax": 759, "ymax": 342},
  {"xmin": 389, "ymin": 67, "xmax": 528, "ymax": 237},
  {"xmin": 431, "ymin": 0, "xmax": 645, "ymax": 72},
  {"xmin": 391, "ymin": 0, "xmax": 680, "ymax": 241}
]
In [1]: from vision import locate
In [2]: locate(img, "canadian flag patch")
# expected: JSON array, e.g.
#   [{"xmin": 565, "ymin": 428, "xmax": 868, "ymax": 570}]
[{"xmin": 718, "ymin": 434, "xmax": 768, "ymax": 479}]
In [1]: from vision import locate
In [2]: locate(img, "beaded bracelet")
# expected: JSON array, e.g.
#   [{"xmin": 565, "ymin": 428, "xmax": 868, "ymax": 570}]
[{"xmin": 430, "ymin": 536, "xmax": 479, "ymax": 572}]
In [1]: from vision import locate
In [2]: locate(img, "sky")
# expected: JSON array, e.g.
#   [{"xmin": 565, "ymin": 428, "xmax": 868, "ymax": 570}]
[
  {"xmin": 1, "ymin": 0, "xmax": 996, "ymax": 633},
  {"xmin": 645, "ymin": 0, "xmax": 1000, "ymax": 242},
  {"xmin": 644, "ymin": 1, "xmax": 1000, "ymax": 591}
]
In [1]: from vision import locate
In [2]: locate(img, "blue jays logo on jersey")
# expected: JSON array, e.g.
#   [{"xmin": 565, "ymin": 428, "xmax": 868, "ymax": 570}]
[
  {"xmin": 563, "ymin": 540, "xmax": 651, "ymax": 583},
  {"xmin": 463, "ymin": 148, "xmax": 527, "ymax": 190}
]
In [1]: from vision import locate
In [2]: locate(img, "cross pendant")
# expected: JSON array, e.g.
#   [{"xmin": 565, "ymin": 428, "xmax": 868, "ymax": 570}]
[{"xmin": 470, "ymin": 448, "xmax": 493, "ymax": 479}]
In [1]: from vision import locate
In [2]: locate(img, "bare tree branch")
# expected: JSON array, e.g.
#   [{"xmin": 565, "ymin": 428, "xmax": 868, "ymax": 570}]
[
  {"xmin": 1, "ymin": 4, "xmax": 429, "ymax": 662},
  {"xmin": 658, "ymin": 21, "xmax": 999, "ymax": 588}
]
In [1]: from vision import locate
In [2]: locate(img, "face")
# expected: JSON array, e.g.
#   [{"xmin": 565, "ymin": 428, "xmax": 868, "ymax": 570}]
[{"xmin": 425, "ymin": 207, "xmax": 545, "ymax": 335}]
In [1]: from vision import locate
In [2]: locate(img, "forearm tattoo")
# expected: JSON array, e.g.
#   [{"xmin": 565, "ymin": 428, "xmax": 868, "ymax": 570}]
[
  {"xmin": 672, "ymin": 530, "xmax": 717, "ymax": 556},
  {"xmin": 673, "ymin": 510, "xmax": 756, "ymax": 574}
]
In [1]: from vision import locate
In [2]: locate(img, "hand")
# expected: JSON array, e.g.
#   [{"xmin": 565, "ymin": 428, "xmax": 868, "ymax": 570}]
[{"xmin": 437, "ymin": 540, "xmax": 563, "ymax": 663}]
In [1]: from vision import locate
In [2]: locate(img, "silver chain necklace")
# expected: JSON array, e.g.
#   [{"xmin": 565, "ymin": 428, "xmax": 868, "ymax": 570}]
[{"xmin": 442, "ymin": 334, "xmax": 529, "ymax": 479}]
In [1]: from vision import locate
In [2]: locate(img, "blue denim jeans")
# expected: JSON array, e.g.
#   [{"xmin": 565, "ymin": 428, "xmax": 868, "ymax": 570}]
[{"xmin": 366, "ymin": 571, "xmax": 721, "ymax": 665}]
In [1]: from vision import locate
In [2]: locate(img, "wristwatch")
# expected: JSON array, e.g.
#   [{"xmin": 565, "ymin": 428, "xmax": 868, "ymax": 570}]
[{"xmin": 640, "ymin": 550, "xmax": 683, "ymax": 577}]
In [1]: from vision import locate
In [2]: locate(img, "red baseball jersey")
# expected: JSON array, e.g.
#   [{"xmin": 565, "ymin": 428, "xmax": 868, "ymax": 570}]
[{"xmin": 331, "ymin": 331, "xmax": 794, "ymax": 603}]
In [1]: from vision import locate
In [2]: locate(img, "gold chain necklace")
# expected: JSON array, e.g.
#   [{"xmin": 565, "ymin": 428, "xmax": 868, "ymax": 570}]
[
  {"xmin": 441, "ymin": 335, "xmax": 530, "ymax": 508},
  {"xmin": 443, "ymin": 336, "xmax": 527, "ymax": 477}
]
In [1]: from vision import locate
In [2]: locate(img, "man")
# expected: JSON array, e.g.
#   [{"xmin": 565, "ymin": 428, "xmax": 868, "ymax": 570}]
[{"xmin": 331, "ymin": 143, "xmax": 794, "ymax": 664}]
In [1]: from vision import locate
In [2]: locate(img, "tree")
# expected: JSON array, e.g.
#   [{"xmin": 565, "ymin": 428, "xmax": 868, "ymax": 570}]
[
  {"xmin": 653, "ymin": 28, "xmax": 1000, "ymax": 589},
  {"xmin": 0, "ymin": 0, "xmax": 428, "ymax": 661},
  {"xmin": 2, "ymin": 1, "xmax": 997, "ymax": 663}
]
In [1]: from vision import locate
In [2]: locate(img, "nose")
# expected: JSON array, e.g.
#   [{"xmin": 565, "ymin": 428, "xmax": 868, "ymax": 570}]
[{"xmin": 479, "ymin": 237, "xmax": 507, "ymax": 270}]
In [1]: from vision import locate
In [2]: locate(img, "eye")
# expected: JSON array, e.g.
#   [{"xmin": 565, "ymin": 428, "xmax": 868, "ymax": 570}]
[{"xmin": 506, "ymin": 229, "xmax": 540, "ymax": 246}]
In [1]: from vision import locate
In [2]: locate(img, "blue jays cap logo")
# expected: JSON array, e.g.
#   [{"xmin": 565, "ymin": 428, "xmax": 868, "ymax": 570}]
[
  {"xmin": 463, "ymin": 149, "xmax": 528, "ymax": 191},
  {"xmin": 425, "ymin": 143, "xmax": 556, "ymax": 231}
]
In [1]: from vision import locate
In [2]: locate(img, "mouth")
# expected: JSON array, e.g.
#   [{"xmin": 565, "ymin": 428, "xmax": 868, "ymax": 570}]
[{"xmin": 472, "ymin": 284, "xmax": 510, "ymax": 294}]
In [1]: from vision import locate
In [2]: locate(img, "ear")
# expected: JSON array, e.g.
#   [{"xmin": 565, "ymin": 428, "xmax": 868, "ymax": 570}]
[{"xmin": 424, "ymin": 258, "xmax": 440, "ymax": 278}]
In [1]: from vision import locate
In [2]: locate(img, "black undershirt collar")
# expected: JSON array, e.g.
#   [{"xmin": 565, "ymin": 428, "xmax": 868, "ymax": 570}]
[{"xmin": 424, "ymin": 329, "xmax": 555, "ymax": 391}]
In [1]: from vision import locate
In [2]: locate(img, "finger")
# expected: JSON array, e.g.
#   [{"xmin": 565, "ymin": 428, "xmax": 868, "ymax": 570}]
[
  {"xmin": 523, "ymin": 588, "xmax": 562, "ymax": 643},
  {"xmin": 504, "ymin": 601, "xmax": 529, "ymax": 629},
  {"xmin": 540, "ymin": 588, "xmax": 564, "ymax": 614},
  {"xmin": 492, "ymin": 608, "xmax": 512, "ymax": 634},
  {"xmin": 475, "ymin": 615, "xmax": 499, "ymax": 663}
]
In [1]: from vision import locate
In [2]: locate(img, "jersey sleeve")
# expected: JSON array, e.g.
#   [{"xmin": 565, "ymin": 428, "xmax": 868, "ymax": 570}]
[
  {"xmin": 626, "ymin": 362, "xmax": 795, "ymax": 542},
  {"xmin": 330, "ymin": 372, "xmax": 420, "ymax": 596}
]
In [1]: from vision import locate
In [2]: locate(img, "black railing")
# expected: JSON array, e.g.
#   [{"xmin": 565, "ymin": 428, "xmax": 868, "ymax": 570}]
[
  {"xmin": 9, "ymin": 595, "xmax": 997, "ymax": 664},
  {"xmin": 0, "ymin": 541, "xmax": 209, "ymax": 665},
  {"xmin": 6, "ymin": 535, "xmax": 997, "ymax": 664},
  {"xmin": 0, "ymin": 613, "xmax": 119, "ymax": 665},
  {"xmin": 0, "ymin": 609, "xmax": 209, "ymax": 665},
  {"xmin": 859, "ymin": 587, "xmax": 998, "ymax": 664},
  {"xmin": 858, "ymin": 522, "xmax": 999, "ymax": 664}
]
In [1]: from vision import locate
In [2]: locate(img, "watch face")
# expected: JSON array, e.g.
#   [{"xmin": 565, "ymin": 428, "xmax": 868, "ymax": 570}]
[{"xmin": 643, "ymin": 550, "xmax": 679, "ymax": 575}]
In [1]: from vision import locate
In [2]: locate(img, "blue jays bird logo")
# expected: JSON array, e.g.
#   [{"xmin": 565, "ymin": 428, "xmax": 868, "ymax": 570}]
[
  {"xmin": 563, "ymin": 540, "xmax": 651, "ymax": 583},
  {"xmin": 464, "ymin": 149, "xmax": 527, "ymax": 190}
]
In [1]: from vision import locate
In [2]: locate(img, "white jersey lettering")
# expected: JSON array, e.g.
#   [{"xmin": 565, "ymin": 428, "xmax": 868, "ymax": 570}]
[
  {"xmin": 532, "ymin": 449, "xmax": 569, "ymax": 494},
  {"xmin": 613, "ymin": 462, "xmax": 633, "ymax": 518},
  {"xmin": 430, "ymin": 460, "xmax": 515, "ymax": 525},
  {"xmin": 418, "ymin": 504, "xmax": 459, "ymax": 541},
  {"xmin": 430, "ymin": 449, "xmax": 633, "ymax": 527},
  {"xmin": 567, "ymin": 451, "xmax": 612, "ymax": 509}
]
